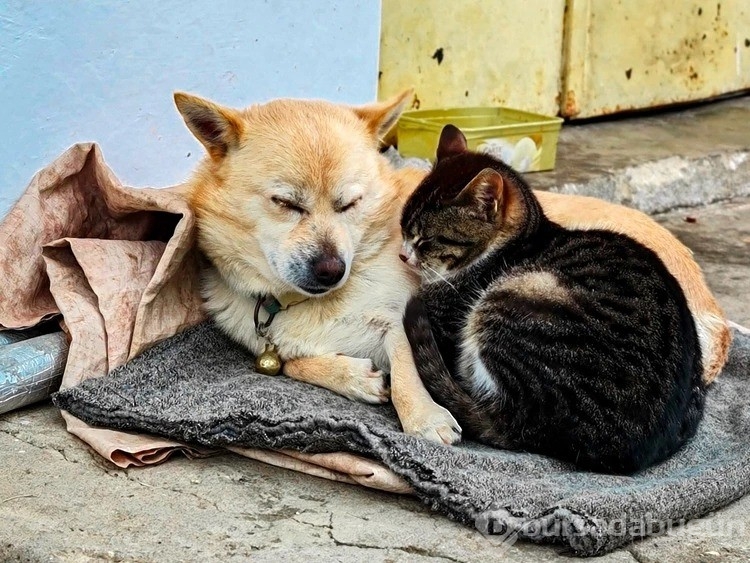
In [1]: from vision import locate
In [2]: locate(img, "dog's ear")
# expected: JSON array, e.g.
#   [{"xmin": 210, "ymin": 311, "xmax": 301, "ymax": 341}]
[
  {"xmin": 174, "ymin": 92, "xmax": 244, "ymax": 160},
  {"xmin": 352, "ymin": 89, "xmax": 413, "ymax": 142}
]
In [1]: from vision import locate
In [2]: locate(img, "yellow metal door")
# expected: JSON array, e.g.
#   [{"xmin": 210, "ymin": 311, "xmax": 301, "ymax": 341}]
[
  {"xmin": 379, "ymin": 1, "xmax": 750, "ymax": 119},
  {"xmin": 378, "ymin": 0, "xmax": 566, "ymax": 115},
  {"xmin": 562, "ymin": 0, "xmax": 750, "ymax": 118}
]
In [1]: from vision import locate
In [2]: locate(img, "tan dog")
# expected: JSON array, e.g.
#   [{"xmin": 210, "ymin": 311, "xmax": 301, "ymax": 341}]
[
  {"xmin": 175, "ymin": 90, "xmax": 462, "ymax": 444},
  {"xmin": 175, "ymin": 91, "xmax": 728, "ymax": 448}
]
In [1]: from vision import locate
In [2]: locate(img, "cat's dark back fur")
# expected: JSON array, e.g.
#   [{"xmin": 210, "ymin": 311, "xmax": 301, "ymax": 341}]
[{"xmin": 401, "ymin": 125, "xmax": 705, "ymax": 474}]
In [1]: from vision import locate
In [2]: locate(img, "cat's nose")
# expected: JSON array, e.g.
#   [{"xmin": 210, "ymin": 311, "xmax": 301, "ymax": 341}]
[{"xmin": 400, "ymin": 242, "xmax": 416, "ymax": 266}]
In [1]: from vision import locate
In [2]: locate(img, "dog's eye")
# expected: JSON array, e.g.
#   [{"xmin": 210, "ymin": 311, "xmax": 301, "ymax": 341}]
[
  {"xmin": 271, "ymin": 196, "xmax": 305, "ymax": 214},
  {"xmin": 337, "ymin": 196, "xmax": 362, "ymax": 213}
]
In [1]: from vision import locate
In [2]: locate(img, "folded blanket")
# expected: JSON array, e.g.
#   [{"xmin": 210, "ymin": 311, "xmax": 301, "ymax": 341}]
[{"xmin": 54, "ymin": 322, "xmax": 750, "ymax": 556}]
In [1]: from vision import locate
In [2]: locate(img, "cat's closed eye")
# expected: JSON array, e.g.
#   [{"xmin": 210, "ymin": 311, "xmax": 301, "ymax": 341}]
[
  {"xmin": 419, "ymin": 235, "xmax": 473, "ymax": 249},
  {"xmin": 435, "ymin": 235, "xmax": 473, "ymax": 247}
]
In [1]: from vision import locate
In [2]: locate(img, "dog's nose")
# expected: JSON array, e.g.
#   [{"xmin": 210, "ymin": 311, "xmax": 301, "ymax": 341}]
[
  {"xmin": 399, "ymin": 251, "xmax": 408, "ymax": 263},
  {"xmin": 312, "ymin": 255, "xmax": 346, "ymax": 286}
]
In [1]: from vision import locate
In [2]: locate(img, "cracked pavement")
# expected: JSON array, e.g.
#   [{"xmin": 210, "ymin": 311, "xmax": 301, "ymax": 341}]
[{"xmin": 2, "ymin": 198, "xmax": 749, "ymax": 562}]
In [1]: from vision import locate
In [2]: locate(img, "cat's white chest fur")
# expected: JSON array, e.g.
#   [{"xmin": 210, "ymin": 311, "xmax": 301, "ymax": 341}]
[{"xmin": 459, "ymin": 331, "xmax": 499, "ymax": 399}]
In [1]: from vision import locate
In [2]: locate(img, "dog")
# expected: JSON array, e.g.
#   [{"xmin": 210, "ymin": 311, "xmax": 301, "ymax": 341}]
[
  {"xmin": 175, "ymin": 90, "xmax": 729, "ymax": 446},
  {"xmin": 174, "ymin": 90, "xmax": 462, "ymax": 444}
]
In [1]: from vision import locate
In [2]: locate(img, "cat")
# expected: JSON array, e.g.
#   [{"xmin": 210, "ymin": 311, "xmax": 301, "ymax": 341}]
[{"xmin": 400, "ymin": 124, "xmax": 706, "ymax": 474}]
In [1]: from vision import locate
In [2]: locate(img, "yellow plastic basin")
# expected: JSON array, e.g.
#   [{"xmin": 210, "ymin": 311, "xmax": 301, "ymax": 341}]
[{"xmin": 397, "ymin": 107, "xmax": 564, "ymax": 172}]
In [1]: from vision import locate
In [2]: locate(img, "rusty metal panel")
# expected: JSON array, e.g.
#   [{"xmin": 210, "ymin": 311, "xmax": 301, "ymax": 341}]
[
  {"xmin": 378, "ymin": 0, "xmax": 566, "ymax": 115},
  {"xmin": 561, "ymin": 0, "xmax": 750, "ymax": 118}
]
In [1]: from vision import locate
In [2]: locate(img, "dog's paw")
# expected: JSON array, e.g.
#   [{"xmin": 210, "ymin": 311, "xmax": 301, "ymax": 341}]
[
  {"xmin": 402, "ymin": 402, "xmax": 462, "ymax": 445},
  {"xmin": 341, "ymin": 357, "xmax": 390, "ymax": 404}
]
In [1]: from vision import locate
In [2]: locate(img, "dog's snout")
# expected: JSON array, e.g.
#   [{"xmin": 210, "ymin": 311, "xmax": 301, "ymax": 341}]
[{"xmin": 312, "ymin": 255, "xmax": 346, "ymax": 286}]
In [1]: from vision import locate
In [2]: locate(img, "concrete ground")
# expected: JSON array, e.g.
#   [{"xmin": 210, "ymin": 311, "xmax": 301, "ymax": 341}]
[{"xmin": 2, "ymin": 98, "xmax": 750, "ymax": 562}]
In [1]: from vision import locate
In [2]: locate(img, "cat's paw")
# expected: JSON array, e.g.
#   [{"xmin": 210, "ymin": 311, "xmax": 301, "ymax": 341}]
[
  {"xmin": 342, "ymin": 357, "xmax": 390, "ymax": 404},
  {"xmin": 402, "ymin": 402, "xmax": 462, "ymax": 445}
]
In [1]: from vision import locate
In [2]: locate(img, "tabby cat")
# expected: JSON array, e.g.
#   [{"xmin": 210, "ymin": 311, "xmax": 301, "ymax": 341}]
[{"xmin": 401, "ymin": 125, "xmax": 705, "ymax": 474}]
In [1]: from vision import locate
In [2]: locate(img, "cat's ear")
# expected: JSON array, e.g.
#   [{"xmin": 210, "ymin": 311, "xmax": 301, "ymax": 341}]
[
  {"xmin": 453, "ymin": 168, "xmax": 504, "ymax": 222},
  {"xmin": 436, "ymin": 124, "xmax": 468, "ymax": 161},
  {"xmin": 352, "ymin": 89, "xmax": 413, "ymax": 142},
  {"xmin": 174, "ymin": 92, "xmax": 244, "ymax": 160}
]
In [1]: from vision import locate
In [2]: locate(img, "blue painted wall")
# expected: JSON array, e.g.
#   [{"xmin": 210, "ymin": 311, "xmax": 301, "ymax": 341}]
[{"xmin": 0, "ymin": 0, "xmax": 381, "ymax": 217}]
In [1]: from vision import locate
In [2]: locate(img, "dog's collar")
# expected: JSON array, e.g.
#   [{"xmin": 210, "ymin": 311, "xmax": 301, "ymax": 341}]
[
  {"xmin": 253, "ymin": 292, "xmax": 309, "ymax": 338},
  {"xmin": 252, "ymin": 292, "xmax": 309, "ymax": 376}
]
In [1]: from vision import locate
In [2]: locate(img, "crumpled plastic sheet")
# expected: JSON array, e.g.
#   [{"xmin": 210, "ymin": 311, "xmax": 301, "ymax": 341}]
[{"xmin": 0, "ymin": 331, "xmax": 68, "ymax": 415}]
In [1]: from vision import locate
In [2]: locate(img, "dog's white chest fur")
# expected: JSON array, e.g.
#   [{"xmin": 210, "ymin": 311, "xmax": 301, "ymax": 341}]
[{"xmin": 202, "ymin": 262, "xmax": 414, "ymax": 371}]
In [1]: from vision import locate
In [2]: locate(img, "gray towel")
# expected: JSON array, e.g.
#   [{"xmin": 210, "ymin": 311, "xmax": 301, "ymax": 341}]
[{"xmin": 53, "ymin": 323, "xmax": 750, "ymax": 556}]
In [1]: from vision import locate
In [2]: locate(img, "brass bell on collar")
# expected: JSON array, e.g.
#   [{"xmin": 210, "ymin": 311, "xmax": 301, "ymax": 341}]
[{"xmin": 255, "ymin": 343, "xmax": 282, "ymax": 376}]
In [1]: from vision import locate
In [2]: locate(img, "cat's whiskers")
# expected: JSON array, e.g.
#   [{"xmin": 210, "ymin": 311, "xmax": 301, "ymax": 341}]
[{"xmin": 425, "ymin": 265, "xmax": 459, "ymax": 293}]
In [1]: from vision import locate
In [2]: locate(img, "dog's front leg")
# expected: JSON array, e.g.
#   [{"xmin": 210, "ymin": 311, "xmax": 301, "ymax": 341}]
[
  {"xmin": 284, "ymin": 355, "xmax": 390, "ymax": 404},
  {"xmin": 385, "ymin": 327, "xmax": 462, "ymax": 445}
]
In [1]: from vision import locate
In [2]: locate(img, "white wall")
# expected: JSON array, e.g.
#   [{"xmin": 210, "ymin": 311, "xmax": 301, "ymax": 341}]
[{"xmin": 0, "ymin": 0, "xmax": 381, "ymax": 217}]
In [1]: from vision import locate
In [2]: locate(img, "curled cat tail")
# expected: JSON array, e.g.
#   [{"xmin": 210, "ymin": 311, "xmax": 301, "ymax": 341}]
[{"xmin": 404, "ymin": 297, "xmax": 485, "ymax": 435}]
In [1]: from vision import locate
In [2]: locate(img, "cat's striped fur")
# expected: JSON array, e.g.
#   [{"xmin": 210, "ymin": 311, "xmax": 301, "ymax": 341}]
[{"xmin": 401, "ymin": 125, "xmax": 705, "ymax": 474}]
